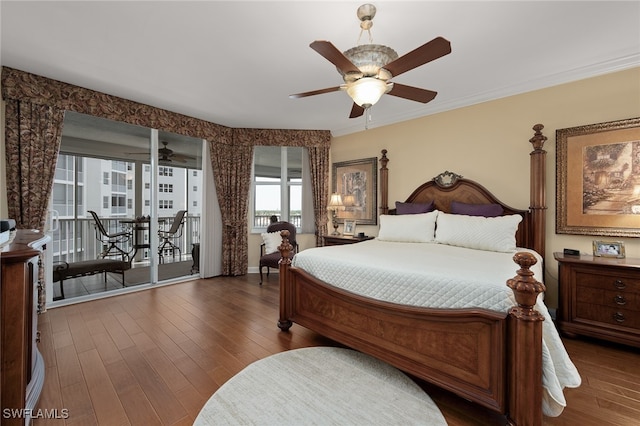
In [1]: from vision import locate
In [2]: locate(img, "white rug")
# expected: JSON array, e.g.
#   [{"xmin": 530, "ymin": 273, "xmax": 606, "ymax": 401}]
[{"xmin": 194, "ymin": 347, "xmax": 447, "ymax": 425}]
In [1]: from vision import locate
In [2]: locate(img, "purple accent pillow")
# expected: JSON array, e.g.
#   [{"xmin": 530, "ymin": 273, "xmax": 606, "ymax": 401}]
[
  {"xmin": 395, "ymin": 200, "xmax": 435, "ymax": 215},
  {"xmin": 450, "ymin": 201, "xmax": 503, "ymax": 217}
]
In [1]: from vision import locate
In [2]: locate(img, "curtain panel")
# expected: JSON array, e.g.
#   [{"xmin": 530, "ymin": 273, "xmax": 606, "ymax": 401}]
[
  {"xmin": 2, "ymin": 66, "xmax": 332, "ymax": 276},
  {"xmin": 4, "ymin": 99, "xmax": 64, "ymax": 312}
]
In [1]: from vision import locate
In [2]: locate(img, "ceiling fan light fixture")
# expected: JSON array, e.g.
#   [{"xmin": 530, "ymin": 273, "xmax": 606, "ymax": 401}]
[
  {"xmin": 341, "ymin": 44, "xmax": 398, "ymax": 79},
  {"xmin": 347, "ymin": 77, "xmax": 388, "ymax": 108}
]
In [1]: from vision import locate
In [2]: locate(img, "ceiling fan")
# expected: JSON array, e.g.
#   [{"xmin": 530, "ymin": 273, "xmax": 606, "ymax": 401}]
[
  {"xmin": 290, "ymin": 4, "xmax": 451, "ymax": 119},
  {"xmin": 127, "ymin": 141, "xmax": 195, "ymax": 163}
]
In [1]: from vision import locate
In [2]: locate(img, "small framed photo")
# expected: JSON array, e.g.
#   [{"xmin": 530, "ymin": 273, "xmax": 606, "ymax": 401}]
[
  {"xmin": 343, "ymin": 220, "xmax": 356, "ymax": 236},
  {"xmin": 593, "ymin": 240, "xmax": 625, "ymax": 258}
]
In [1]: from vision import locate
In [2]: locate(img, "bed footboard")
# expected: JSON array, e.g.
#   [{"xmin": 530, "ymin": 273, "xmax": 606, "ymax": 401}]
[{"xmin": 278, "ymin": 234, "xmax": 544, "ymax": 425}]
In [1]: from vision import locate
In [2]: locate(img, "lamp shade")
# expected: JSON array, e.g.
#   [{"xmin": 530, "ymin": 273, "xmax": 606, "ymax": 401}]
[
  {"xmin": 346, "ymin": 77, "xmax": 388, "ymax": 108},
  {"xmin": 342, "ymin": 194, "xmax": 356, "ymax": 207},
  {"xmin": 327, "ymin": 193, "xmax": 345, "ymax": 210}
]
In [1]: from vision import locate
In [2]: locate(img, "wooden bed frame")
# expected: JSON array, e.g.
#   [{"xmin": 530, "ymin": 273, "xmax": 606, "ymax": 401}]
[{"xmin": 277, "ymin": 124, "xmax": 549, "ymax": 425}]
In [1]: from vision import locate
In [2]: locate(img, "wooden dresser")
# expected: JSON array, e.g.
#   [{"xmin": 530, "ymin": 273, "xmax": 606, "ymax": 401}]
[
  {"xmin": 554, "ymin": 252, "xmax": 640, "ymax": 348},
  {"xmin": 1, "ymin": 229, "xmax": 50, "ymax": 425}
]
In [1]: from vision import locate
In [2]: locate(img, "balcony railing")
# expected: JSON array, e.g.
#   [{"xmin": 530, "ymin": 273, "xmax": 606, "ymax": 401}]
[
  {"xmin": 52, "ymin": 215, "xmax": 201, "ymax": 264},
  {"xmin": 253, "ymin": 214, "xmax": 301, "ymax": 228}
]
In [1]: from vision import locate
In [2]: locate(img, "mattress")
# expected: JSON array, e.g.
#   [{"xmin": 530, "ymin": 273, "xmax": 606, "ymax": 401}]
[{"xmin": 292, "ymin": 239, "xmax": 582, "ymax": 417}]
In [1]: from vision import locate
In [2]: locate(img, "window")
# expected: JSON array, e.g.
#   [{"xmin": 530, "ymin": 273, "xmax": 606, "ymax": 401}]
[
  {"xmin": 103, "ymin": 196, "xmax": 109, "ymax": 208},
  {"xmin": 159, "ymin": 166, "xmax": 173, "ymax": 177},
  {"xmin": 252, "ymin": 146, "xmax": 310, "ymax": 231},
  {"xmin": 193, "ymin": 200, "xmax": 198, "ymax": 207},
  {"xmin": 103, "ymin": 172, "xmax": 109, "ymax": 185},
  {"xmin": 193, "ymin": 170, "xmax": 198, "ymax": 176},
  {"xmin": 127, "ymin": 179, "xmax": 132, "ymax": 190}
]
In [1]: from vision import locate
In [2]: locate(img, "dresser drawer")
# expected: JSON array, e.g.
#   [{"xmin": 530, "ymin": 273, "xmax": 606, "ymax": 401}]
[
  {"xmin": 577, "ymin": 286, "xmax": 640, "ymax": 310},
  {"xmin": 575, "ymin": 270, "xmax": 640, "ymax": 294},
  {"xmin": 576, "ymin": 303, "xmax": 640, "ymax": 330},
  {"xmin": 555, "ymin": 252, "xmax": 640, "ymax": 347}
]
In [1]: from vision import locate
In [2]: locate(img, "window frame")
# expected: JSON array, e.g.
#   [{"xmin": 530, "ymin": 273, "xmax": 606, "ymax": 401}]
[{"xmin": 250, "ymin": 146, "xmax": 306, "ymax": 233}]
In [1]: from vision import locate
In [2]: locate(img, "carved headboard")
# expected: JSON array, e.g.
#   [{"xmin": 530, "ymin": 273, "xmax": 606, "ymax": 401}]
[
  {"xmin": 377, "ymin": 124, "xmax": 548, "ymax": 255},
  {"xmin": 389, "ymin": 171, "xmax": 533, "ymax": 250}
]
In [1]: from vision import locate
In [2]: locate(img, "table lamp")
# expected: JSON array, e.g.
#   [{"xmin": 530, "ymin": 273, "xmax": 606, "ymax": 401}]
[{"xmin": 327, "ymin": 193, "xmax": 345, "ymax": 235}]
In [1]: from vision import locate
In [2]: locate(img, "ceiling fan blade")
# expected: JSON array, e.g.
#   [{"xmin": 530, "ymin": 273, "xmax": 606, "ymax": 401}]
[
  {"xmin": 383, "ymin": 37, "xmax": 451, "ymax": 77},
  {"xmin": 289, "ymin": 86, "xmax": 342, "ymax": 99},
  {"xmin": 172, "ymin": 154, "xmax": 194, "ymax": 161},
  {"xmin": 387, "ymin": 83, "xmax": 437, "ymax": 103},
  {"xmin": 310, "ymin": 40, "xmax": 361, "ymax": 75},
  {"xmin": 349, "ymin": 103, "xmax": 365, "ymax": 118}
]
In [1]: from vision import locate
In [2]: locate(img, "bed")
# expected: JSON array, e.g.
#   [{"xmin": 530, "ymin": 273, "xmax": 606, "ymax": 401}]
[{"xmin": 276, "ymin": 124, "xmax": 580, "ymax": 425}]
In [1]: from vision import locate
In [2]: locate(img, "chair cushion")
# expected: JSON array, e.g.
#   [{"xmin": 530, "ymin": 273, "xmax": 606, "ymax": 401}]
[
  {"xmin": 261, "ymin": 231, "xmax": 282, "ymax": 254},
  {"xmin": 260, "ymin": 251, "xmax": 294, "ymax": 268}
]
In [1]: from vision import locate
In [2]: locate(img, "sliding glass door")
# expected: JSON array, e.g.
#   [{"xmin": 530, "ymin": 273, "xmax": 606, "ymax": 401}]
[{"xmin": 49, "ymin": 112, "xmax": 203, "ymax": 303}]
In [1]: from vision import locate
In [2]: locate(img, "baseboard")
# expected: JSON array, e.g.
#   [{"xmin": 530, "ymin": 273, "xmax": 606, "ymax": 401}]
[{"xmin": 247, "ymin": 266, "xmax": 279, "ymax": 275}]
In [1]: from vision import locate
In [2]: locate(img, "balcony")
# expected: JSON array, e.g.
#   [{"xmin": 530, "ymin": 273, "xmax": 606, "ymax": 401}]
[{"xmin": 52, "ymin": 215, "xmax": 201, "ymax": 265}]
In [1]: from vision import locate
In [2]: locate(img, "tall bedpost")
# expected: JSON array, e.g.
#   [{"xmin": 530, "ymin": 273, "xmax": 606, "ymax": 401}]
[
  {"xmin": 277, "ymin": 230, "xmax": 293, "ymax": 331},
  {"xmin": 379, "ymin": 149, "xmax": 389, "ymax": 215},
  {"xmin": 507, "ymin": 252, "xmax": 545, "ymax": 426},
  {"xmin": 529, "ymin": 124, "xmax": 547, "ymax": 257}
]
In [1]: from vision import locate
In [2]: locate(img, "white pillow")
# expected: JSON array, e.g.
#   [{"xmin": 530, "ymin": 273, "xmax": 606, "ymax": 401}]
[
  {"xmin": 377, "ymin": 211, "xmax": 438, "ymax": 243},
  {"xmin": 435, "ymin": 212, "xmax": 522, "ymax": 252},
  {"xmin": 261, "ymin": 231, "xmax": 282, "ymax": 254}
]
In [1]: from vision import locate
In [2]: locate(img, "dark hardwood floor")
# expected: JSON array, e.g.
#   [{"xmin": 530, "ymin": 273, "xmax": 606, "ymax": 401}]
[{"xmin": 34, "ymin": 275, "xmax": 640, "ymax": 425}]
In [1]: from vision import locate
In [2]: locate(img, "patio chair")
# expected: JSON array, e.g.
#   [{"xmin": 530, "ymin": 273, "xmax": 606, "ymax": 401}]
[
  {"xmin": 158, "ymin": 210, "xmax": 187, "ymax": 263},
  {"xmin": 88, "ymin": 210, "xmax": 130, "ymax": 261}
]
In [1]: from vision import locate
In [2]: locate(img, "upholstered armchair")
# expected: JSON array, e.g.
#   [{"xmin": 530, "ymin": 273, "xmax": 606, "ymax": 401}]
[{"xmin": 259, "ymin": 221, "xmax": 298, "ymax": 284}]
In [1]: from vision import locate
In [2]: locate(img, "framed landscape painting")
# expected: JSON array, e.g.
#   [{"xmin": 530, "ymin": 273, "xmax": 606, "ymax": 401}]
[
  {"xmin": 556, "ymin": 117, "xmax": 640, "ymax": 237},
  {"xmin": 332, "ymin": 157, "xmax": 378, "ymax": 225}
]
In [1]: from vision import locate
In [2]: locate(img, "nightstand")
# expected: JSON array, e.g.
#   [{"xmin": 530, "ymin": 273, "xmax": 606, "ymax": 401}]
[
  {"xmin": 554, "ymin": 252, "xmax": 640, "ymax": 348},
  {"xmin": 322, "ymin": 235, "xmax": 374, "ymax": 246}
]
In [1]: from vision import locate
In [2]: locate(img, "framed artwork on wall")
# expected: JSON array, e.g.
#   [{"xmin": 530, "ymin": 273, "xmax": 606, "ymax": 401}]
[
  {"xmin": 556, "ymin": 116, "xmax": 640, "ymax": 237},
  {"xmin": 332, "ymin": 157, "xmax": 378, "ymax": 225}
]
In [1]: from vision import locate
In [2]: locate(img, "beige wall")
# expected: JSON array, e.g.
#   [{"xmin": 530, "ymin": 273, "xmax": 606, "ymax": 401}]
[{"xmin": 328, "ymin": 67, "xmax": 640, "ymax": 309}]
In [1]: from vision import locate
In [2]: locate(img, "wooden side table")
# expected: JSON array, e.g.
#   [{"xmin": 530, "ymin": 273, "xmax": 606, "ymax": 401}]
[
  {"xmin": 322, "ymin": 235, "xmax": 374, "ymax": 246},
  {"xmin": 554, "ymin": 252, "xmax": 640, "ymax": 348}
]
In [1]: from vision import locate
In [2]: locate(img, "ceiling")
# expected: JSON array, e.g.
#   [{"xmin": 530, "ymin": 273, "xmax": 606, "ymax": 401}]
[{"xmin": 1, "ymin": 1, "xmax": 639, "ymax": 138}]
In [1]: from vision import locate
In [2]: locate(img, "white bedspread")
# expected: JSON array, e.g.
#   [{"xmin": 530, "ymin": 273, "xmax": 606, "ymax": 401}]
[{"xmin": 292, "ymin": 240, "xmax": 581, "ymax": 417}]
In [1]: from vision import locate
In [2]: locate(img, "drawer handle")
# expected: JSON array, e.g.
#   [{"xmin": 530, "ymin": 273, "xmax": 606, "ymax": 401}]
[
  {"xmin": 613, "ymin": 279, "xmax": 626, "ymax": 290},
  {"xmin": 613, "ymin": 312, "xmax": 625, "ymax": 323},
  {"xmin": 614, "ymin": 295, "xmax": 627, "ymax": 305}
]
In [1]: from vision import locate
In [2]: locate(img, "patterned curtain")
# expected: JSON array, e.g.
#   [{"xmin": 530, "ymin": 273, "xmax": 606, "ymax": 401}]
[
  {"xmin": 308, "ymin": 145, "xmax": 330, "ymax": 246},
  {"xmin": 4, "ymin": 100, "xmax": 64, "ymax": 230},
  {"xmin": 4, "ymin": 99, "xmax": 64, "ymax": 312},
  {"xmin": 209, "ymin": 133, "xmax": 253, "ymax": 276}
]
